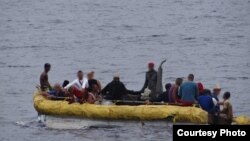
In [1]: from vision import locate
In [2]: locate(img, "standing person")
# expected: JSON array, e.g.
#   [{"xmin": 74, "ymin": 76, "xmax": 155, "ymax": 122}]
[
  {"xmin": 140, "ymin": 60, "xmax": 166, "ymax": 101},
  {"xmin": 168, "ymin": 78, "xmax": 183, "ymax": 103},
  {"xmin": 40, "ymin": 63, "xmax": 52, "ymax": 91},
  {"xmin": 101, "ymin": 75, "xmax": 139, "ymax": 100},
  {"xmin": 211, "ymin": 84, "xmax": 222, "ymax": 124},
  {"xmin": 178, "ymin": 74, "xmax": 198, "ymax": 106},
  {"xmin": 219, "ymin": 92, "xmax": 233, "ymax": 125},
  {"xmin": 64, "ymin": 70, "xmax": 88, "ymax": 104},
  {"xmin": 87, "ymin": 71, "xmax": 102, "ymax": 93}
]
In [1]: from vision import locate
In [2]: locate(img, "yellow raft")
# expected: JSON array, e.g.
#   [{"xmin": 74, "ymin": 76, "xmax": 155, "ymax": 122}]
[
  {"xmin": 33, "ymin": 91, "xmax": 250, "ymax": 124},
  {"xmin": 33, "ymin": 91, "xmax": 208, "ymax": 123}
]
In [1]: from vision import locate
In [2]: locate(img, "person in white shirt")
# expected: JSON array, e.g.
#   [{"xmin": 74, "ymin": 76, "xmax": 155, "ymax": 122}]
[{"xmin": 64, "ymin": 70, "xmax": 88, "ymax": 104}]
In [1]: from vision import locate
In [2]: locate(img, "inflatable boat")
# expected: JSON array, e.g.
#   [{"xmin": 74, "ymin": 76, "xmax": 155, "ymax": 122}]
[{"xmin": 33, "ymin": 90, "xmax": 250, "ymax": 126}]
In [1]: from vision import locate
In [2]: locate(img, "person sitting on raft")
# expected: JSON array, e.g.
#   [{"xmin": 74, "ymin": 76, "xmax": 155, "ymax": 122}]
[
  {"xmin": 64, "ymin": 70, "xmax": 88, "ymax": 104},
  {"xmin": 219, "ymin": 92, "xmax": 233, "ymax": 125},
  {"xmin": 198, "ymin": 89, "xmax": 214, "ymax": 112},
  {"xmin": 197, "ymin": 82, "xmax": 204, "ymax": 96},
  {"xmin": 40, "ymin": 63, "xmax": 52, "ymax": 91},
  {"xmin": 87, "ymin": 84, "xmax": 102, "ymax": 104},
  {"xmin": 168, "ymin": 78, "xmax": 183, "ymax": 103},
  {"xmin": 101, "ymin": 75, "xmax": 140, "ymax": 100},
  {"xmin": 178, "ymin": 74, "xmax": 198, "ymax": 106},
  {"xmin": 197, "ymin": 89, "xmax": 217, "ymax": 124},
  {"xmin": 155, "ymin": 83, "xmax": 171, "ymax": 102},
  {"xmin": 41, "ymin": 80, "xmax": 70, "ymax": 99},
  {"xmin": 87, "ymin": 71, "xmax": 102, "ymax": 93}
]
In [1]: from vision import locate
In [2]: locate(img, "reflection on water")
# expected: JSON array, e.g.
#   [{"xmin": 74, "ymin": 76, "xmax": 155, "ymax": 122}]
[{"xmin": 0, "ymin": 0, "xmax": 250, "ymax": 141}]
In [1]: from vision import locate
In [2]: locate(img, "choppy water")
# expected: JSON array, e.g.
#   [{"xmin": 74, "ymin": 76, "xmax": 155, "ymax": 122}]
[{"xmin": 0, "ymin": 0, "xmax": 250, "ymax": 140}]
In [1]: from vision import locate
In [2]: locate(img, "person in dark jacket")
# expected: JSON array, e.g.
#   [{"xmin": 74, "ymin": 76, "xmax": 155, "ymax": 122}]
[
  {"xmin": 141, "ymin": 60, "xmax": 166, "ymax": 101},
  {"xmin": 101, "ymin": 75, "xmax": 139, "ymax": 100},
  {"xmin": 141, "ymin": 62, "xmax": 157, "ymax": 93},
  {"xmin": 155, "ymin": 83, "xmax": 172, "ymax": 102}
]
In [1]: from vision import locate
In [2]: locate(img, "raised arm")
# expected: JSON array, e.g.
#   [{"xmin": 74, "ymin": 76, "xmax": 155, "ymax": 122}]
[
  {"xmin": 156, "ymin": 59, "xmax": 166, "ymax": 94},
  {"xmin": 97, "ymin": 80, "xmax": 102, "ymax": 92},
  {"xmin": 159, "ymin": 59, "xmax": 167, "ymax": 68}
]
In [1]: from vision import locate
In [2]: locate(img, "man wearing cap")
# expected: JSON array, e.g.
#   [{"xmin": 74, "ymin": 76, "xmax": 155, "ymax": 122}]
[
  {"xmin": 211, "ymin": 84, "xmax": 222, "ymax": 124},
  {"xmin": 140, "ymin": 62, "xmax": 157, "ymax": 99},
  {"xmin": 140, "ymin": 60, "xmax": 166, "ymax": 101}
]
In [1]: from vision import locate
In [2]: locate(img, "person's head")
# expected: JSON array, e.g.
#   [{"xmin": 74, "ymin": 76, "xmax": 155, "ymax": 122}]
[
  {"xmin": 53, "ymin": 83, "xmax": 61, "ymax": 91},
  {"xmin": 148, "ymin": 62, "xmax": 155, "ymax": 71},
  {"xmin": 197, "ymin": 82, "xmax": 204, "ymax": 94},
  {"xmin": 175, "ymin": 78, "xmax": 183, "ymax": 86},
  {"xmin": 223, "ymin": 92, "xmax": 230, "ymax": 100},
  {"xmin": 165, "ymin": 83, "xmax": 172, "ymax": 91},
  {"xmin": 77, "ymin": 70, "xmax": 84, "ymax": 80},
  {"xmin": 113, "ymin": 74, "xmax": 120, "ymax": 81},
  {"xmin": 44, "ymin": 63, "xmax": 51, "ymax": 72},
  {"xmin": 87, "ymin": 71, "xmax": 94, "ymax": 79},
  {"xmin": 201, "ymin": 89, "xmax": 211, "ymax": 96},
  {"xmin": 187, "ymin": 74, "xmax": 194, "ymax": 81},
  {"xmin": 213, "ymin": 84, "xmax": 221, "ymax": 95}
]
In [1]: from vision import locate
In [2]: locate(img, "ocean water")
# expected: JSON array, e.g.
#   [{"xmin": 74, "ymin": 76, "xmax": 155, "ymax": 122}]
[{"xmin": 0, "ymin": 0, "xmax": 249, "ymax": 140}]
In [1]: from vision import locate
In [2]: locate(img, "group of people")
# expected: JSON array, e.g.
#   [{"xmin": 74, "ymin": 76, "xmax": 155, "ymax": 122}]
[{"xmin": 40, "ymin": 61, "xmax": 233, "ymax": 124}]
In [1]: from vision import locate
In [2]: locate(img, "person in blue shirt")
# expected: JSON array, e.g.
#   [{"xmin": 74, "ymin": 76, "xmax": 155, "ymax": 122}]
[
  {"xmin": 178, "ymin": 74, "xmax": 198, "ymax": 105},
  {"xmin": 198, "ymin": 89, "xmax": 215, "ymax": 113}
]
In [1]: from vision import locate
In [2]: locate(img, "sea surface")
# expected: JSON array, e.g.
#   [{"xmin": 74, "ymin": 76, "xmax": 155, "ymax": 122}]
[{"xmin": 0, "ymin": 0, "xmax": 250, "ymax": 141}]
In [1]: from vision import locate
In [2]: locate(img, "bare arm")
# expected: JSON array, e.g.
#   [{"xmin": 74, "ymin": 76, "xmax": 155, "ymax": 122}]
[
  {"xmin": 64, "ymin": 79, "xmax": 77, "ymax": 90},
  {"xmin": 97, "ymin": 80, "xmax": 102, "ymax": 92},
  {"xmin": 159, "ymin": 59, "xmax": 167, "ymax": 68}
]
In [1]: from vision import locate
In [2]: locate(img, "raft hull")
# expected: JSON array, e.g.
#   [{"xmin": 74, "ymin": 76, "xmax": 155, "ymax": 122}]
[{"xmin": 33, "ymin": 91, "xmax": 208, "ymax": 124}]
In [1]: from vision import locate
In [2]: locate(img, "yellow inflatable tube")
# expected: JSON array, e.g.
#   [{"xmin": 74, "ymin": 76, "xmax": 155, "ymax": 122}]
[{"xmin": 33, "ymin": 91, "xmax": 208, "ymax": 123}]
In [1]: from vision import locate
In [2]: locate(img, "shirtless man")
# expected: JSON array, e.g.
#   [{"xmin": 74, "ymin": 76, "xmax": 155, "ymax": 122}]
[
  {"xmin": 40, "ymin": 63, "xmax": 52, "ymax": 91},
  {"xmin": 219, "ymin": 92, "xmax": 233, "ymax": 124}
]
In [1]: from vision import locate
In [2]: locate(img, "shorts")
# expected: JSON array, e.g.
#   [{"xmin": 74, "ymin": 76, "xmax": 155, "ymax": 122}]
[{"xmin": 72, "ymin": 87, "xmax": 84, "ymax": 99}]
